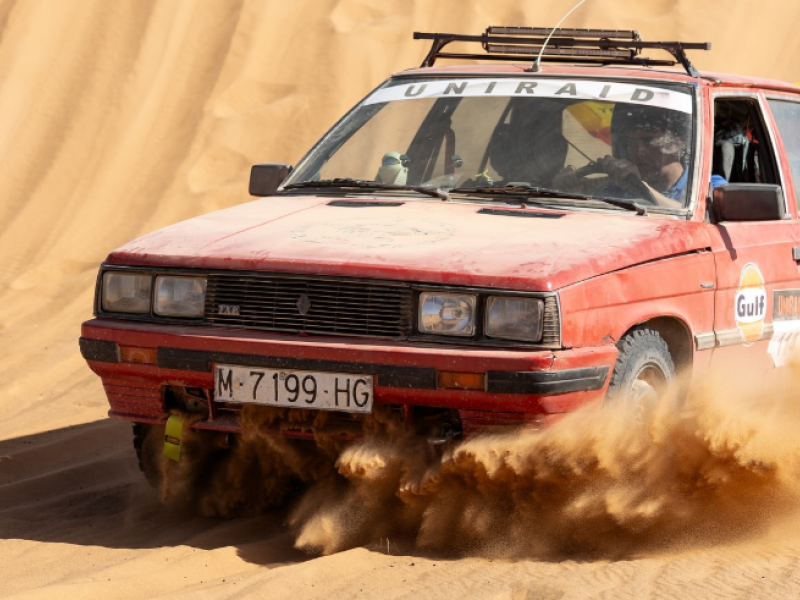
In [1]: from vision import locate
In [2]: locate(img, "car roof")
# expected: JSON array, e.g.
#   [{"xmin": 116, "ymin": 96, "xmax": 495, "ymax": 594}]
[{"xmin": 394, "ymin": 63, "xmax": 800, "ymax": 96}]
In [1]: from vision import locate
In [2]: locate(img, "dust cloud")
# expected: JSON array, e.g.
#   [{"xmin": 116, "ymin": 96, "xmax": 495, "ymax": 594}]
[{"xmin": 156, "ymin": 369, "xmax": 800, "ymax": 559}]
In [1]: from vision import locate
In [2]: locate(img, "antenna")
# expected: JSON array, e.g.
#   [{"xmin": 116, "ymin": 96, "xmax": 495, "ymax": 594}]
[{"xmin": 531, "ymin": 0, "xmax": 590, "ymax": 72}]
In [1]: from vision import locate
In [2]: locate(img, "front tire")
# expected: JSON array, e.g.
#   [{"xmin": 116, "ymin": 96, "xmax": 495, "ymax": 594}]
[
  {"xmin": 132, "ymin": 422, "xmax": 164, "ymax": 488},
  {"xmin": 606, "ymin": 328, "xmax": 675, "ymax": 412}
]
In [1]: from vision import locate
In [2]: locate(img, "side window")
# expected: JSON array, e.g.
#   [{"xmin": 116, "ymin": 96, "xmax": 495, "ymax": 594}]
[
  {"xmin": 713, "ymin": 98, "xmax": 780, "ymax": 185},
  {"xmin": 767, "ymin": 99, "xmax": 800, "ymax": 211}
]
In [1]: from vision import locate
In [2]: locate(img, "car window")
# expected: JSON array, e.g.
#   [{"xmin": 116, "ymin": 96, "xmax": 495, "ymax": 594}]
[
  {"xmin": 767, "ymin": 99, "xmax": 800, "ymax": 212},
  {"xmin": 713, "ymin": 98, "xmax": 780, "ymax": 186},
  {"xmin": 286, "ymin": 78, "xmax": 696, "ymax": 209}
]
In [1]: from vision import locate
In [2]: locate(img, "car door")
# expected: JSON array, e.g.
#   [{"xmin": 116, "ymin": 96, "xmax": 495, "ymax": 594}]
[
  {"xmin": 764, "ymin": 94, "xmax": 800, "ymax": 369},
  {"xmin": 707, "ymin": 91, "xmax": 800, "ymax": 391}
]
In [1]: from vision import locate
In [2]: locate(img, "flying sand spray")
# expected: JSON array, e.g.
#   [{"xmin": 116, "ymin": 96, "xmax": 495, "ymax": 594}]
[{"xmin": 153, "ymin": 2, "xmax": 800, "ymax": 557}]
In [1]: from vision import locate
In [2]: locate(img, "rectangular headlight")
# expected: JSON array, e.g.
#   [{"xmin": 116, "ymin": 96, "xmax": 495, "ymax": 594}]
[
  {"xmin": 101, "ymin": 272, "xmax": 152, "ymax": 313},
  {"xmin": 485, "ymin": 296, "xmax": 544, "ymax": 342},
  {"xmin": 418, "ymin": 292, "xmax": 476, "ymax": 336},
  {"xmin": 154, "ymin": 276, "xmax": 207, "ymax": 317}
]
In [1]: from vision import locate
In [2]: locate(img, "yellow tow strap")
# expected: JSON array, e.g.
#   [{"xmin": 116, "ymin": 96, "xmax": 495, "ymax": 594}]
[{"xmin": 163, "ymin": 414, "xmax": 185, "ymax": 462}]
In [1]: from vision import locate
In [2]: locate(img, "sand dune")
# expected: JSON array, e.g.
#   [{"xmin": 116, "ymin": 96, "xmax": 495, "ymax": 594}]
[{"xmin": 3, "ymin": 0, "xmax": 800, "ymax": 597}]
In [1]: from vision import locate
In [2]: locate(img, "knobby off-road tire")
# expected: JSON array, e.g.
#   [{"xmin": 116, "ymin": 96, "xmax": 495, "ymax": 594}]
[
  {"xmin": 605, "ymin": 328, "xmax": 676, "ymax": 413},
  {"xmin": 132, "ymin": 422, "xmax": 164, "ymax": 488}
]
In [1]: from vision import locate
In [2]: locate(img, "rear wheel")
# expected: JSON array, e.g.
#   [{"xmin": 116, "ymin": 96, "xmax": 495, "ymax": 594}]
[{"xmin": 606, "ymin": 328, "xmax": 675, "ymax": 415}]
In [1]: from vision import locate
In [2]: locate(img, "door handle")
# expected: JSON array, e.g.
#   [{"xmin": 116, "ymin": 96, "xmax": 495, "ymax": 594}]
[{"xmin": 793, "ymin": 246, "xmax": 800, "ymax": 261}]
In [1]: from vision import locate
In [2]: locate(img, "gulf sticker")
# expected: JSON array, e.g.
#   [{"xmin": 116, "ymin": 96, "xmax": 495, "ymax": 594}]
[{"xmin": 735, "ymin": 263, "xmax": 767, "ymax": 344}]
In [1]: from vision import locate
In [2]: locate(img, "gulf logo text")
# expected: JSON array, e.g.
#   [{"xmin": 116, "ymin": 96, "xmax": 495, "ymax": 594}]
[{"xmin": 735, "ymin": 263, "xmax": 767, "ymax": 344}]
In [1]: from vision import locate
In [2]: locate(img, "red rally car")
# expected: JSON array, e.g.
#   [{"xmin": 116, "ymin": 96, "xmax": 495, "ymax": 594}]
[{"xmin": 80, "ymin": 27, "xmax": 800, "ymax": 477}]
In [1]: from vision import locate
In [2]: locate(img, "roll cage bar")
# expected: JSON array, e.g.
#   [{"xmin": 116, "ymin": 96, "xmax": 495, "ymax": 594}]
[{"xmin": 414, "ymin": 27, "xmax": 711, "ymax": 78}]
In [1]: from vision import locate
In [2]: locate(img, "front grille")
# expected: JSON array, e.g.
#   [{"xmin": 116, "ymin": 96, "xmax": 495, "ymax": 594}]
[
  {"xmin": 202, "ymin": 272, "xmax": 561, "ymax": 346},
  {"xmin": 204, "ymin": 273, "xmax": 414, "ymax": 338}
]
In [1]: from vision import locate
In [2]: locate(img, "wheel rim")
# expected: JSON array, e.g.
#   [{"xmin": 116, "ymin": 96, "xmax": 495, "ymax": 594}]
[{"xmin": 628, "ymin": 363, "xmax": 667, "ymax": 420}]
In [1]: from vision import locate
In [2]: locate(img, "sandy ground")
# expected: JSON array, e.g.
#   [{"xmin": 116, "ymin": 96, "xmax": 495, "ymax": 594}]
[{"xmin": 4, "ymin": 0, "xmax": 800, "ymax": 597}]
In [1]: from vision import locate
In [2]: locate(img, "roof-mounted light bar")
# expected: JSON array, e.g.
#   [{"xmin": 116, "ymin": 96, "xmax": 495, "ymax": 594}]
[
  {"xmin": 486, "ymin": 44, "xmax": 634, "ymax": 59},
  {"xmin": 413, "ymin": 28, "xmax": 711, "ymax": 77},
  {"xmin": 487, "ymin": 26, "xmax": 640, "ymax": 41}
]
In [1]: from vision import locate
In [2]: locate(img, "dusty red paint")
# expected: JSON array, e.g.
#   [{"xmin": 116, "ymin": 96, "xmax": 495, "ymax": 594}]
[
  {"xmin": 81, "ymin": 62, "xmax": 800, "ymax": 438},
  {"xmin": 106, "ymin": 199, "xmax": 713, "ymax": 292}
]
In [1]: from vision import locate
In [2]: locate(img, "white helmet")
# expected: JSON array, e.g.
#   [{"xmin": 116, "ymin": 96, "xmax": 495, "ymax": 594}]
[{"xmin": 376, "ymin": 151, "xmax": 409, "ymax": 185}]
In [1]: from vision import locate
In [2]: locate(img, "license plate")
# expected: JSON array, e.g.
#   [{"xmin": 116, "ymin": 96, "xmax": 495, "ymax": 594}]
[{"xmin": 214, "ymin": 364, "xmax": 374, "ymax": 413}]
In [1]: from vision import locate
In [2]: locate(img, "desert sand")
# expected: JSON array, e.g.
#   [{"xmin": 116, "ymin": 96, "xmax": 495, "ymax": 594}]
[{"xmin": 4, "ymin": 0, "xmax": 800, "ymax": 597}]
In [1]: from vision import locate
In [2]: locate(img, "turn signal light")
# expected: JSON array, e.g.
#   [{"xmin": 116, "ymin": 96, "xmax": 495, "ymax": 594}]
[
  {"xmin": 437, "ymin": 371, "xmax": 485, "ymax": 390},
  {"xmin": 120, "ymin": 346, "xmax": 157, "ymax": 364}
]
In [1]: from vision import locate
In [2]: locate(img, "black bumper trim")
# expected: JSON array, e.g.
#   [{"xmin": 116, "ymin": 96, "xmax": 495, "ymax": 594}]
[
  {"xmin": 79, "ymin": 337, "xmax": 120, "ymax": 363},
  {"xmin": 157, "ymin": 347, "xmax": 437, "ymax": 390},
  {"xmin": 80, "ymin": 338, "xmax": 609, "ymax": 396},
  {"xmin": 486, "ymin": 366, "xmax": 610, "ymax": 395}
]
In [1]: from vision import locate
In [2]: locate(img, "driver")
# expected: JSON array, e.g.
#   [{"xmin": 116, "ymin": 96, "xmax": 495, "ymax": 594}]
[{"xmin": 554, "ymin": 105, "xmax": 722, "ymax": 209}]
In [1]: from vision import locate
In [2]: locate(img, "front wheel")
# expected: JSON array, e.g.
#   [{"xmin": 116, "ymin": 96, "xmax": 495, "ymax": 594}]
[
  {"xmin": 606, "ymin": 328, "xmax": 675, "ymax": 413},
  {"xmin": 132, "ymin": 422, "xmax": 164, "ymax": 488}
]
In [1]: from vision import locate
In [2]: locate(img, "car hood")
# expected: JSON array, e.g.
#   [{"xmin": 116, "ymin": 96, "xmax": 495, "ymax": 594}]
[{"xmin": 106, "ymin": 196, "xmax": 712, "ymax": 291}]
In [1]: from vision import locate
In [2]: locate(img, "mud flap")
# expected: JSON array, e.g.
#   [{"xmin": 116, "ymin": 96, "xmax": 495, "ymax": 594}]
[{"xmin": 163, "ymin": 414, "xmax": 185, "ymax": 462}]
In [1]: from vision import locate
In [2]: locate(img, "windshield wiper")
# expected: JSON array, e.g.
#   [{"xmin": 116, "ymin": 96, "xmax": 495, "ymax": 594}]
[
  {"xmin": 282, "ymin": 178, "xmax": 451, "ymax": 201},
  {"xmin": 450, "ymin": 185, "xmax": 648, "ymax": 216}
]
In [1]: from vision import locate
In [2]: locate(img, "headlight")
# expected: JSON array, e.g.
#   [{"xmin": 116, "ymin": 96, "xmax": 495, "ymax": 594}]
[
  {"xmin": 101, "ymin": 272, "xmax": 152, "ymax": 313},
  {"xmin": 418, "ymin": 292, "xmax": 476, "ymax": 336},
  {"xmin": 486, "ymin": 296, "xmax": 544, "ymax": 342},
  {"xmin": 154, "ymin": 276, "xmax": 207, "ymax": 317}
]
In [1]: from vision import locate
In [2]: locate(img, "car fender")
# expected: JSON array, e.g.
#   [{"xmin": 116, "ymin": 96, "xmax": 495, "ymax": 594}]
[{"xmin": 558, "ymin": 250, "xmax": 716, "ymax": 351}]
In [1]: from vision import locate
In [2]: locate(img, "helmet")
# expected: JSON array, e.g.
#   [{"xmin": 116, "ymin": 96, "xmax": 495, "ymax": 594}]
[
  {"xmin": 376, "ymin": 151, "xmax": 409, "ymax": 184},
  {"xmin": 611, "ymin": 104, "xmax": 691, "ymax": 160}
]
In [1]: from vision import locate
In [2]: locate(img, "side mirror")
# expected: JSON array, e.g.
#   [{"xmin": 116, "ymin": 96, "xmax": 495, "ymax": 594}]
[
  {"xmin": 249, "ymin": 164, "xmax": 293, "ymax": 196},
  {"xmin": 712, "ymin": 184, "xmax": 786, "ymax": 222}
]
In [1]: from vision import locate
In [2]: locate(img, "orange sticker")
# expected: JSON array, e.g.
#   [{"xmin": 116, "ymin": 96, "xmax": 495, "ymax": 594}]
[{"xmin": 735, "ymin": 263, "xmax": 767, "ymax": 344}]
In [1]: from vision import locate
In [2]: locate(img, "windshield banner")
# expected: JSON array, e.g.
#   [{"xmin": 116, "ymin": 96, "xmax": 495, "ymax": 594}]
[{"xmin": 364, "ymin": 78, "xmax": 692, "ymax": 114}]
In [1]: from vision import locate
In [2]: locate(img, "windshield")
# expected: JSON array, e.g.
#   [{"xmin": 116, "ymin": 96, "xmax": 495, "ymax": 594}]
[{"xmin": 284, "ymin": 77, "xmax": 696, "ymax": 211}]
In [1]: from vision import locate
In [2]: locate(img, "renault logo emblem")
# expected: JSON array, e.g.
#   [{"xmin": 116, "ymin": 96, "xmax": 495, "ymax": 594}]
[{"xmin": 296, "ymin": 294, "xmax": 311, "ymax": 316}]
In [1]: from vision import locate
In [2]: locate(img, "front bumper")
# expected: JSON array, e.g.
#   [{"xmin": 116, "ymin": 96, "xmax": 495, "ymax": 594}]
[{"xmin": 80, "ymin": 319, "xmax": 617, "ymax": 433}]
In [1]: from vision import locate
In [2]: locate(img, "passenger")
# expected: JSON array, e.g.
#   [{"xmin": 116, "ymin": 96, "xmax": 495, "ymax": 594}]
[
  {"xmin": 375, "ymin": 151, "xmax": 409, "ymax": 185},
  {"xmin": 554, "ymin": 105, "xmax": 726, "ymax": 209}
]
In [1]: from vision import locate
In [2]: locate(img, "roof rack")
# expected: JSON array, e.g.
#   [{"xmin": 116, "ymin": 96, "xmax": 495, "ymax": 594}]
[{"xmin": 413, "ymin": 27, "xmax": 711, "ymax": 77}]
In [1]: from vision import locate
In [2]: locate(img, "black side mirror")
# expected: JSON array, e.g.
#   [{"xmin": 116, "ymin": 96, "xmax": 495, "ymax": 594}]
[
  {"xmin": 712, "ymin": 184, "xmax": 786, "ymax": 222},
  {"xmin": 249, "ymin": 164, "xmax": 293, "ymax": 196}
]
